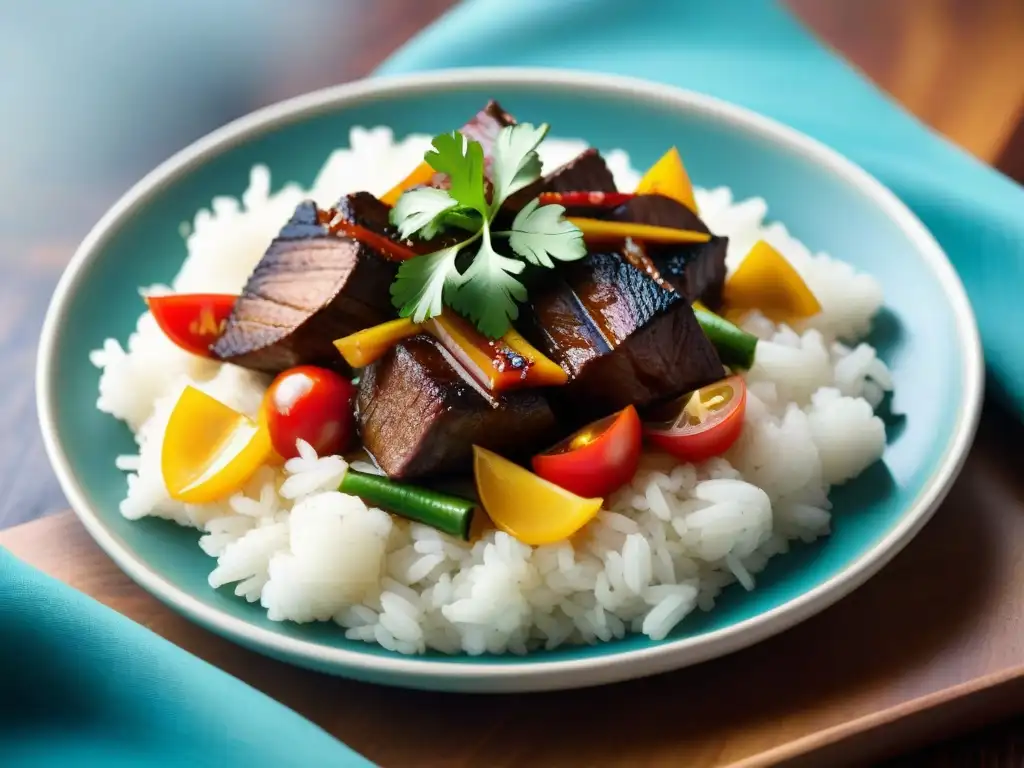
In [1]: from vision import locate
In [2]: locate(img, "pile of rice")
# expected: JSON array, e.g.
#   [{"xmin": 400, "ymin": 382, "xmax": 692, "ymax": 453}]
[{"xmin": 90, "ymin": 128, "xmax": 891, "ymax": 655}]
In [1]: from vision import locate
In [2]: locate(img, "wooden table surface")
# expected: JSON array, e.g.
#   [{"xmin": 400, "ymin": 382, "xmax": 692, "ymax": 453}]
[{"xmin": 5, "ymin": 0, "xmax": 1024, "ymax": 764}]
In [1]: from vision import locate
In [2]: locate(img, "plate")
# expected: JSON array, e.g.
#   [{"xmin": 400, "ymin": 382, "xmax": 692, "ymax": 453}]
[{"xmin": 36, "ymin": 68, "xmax": 983, "ymax": 692}]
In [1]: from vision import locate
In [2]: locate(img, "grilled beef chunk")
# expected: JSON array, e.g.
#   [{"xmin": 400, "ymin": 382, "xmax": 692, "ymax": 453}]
[
  {"xmin": 331, "ymin": 191, "xmax": 455, "ymax": 255},
  {"xmin": 334, "ymin": 191, "xmax": 395, "ymax": 236},
  {"xmin": 613, "ymin": 194, "xmax": 710, "ymax": 233},
  {"xmin": 357, "ymin": 335, "xmax": 557, "ymax": 479},
  {"xmin": 612, "ymin": 194, "xmax": 727, "ymax": 308},
  {"xmin": 650, "ymin": 236, "xmax": 728, "ymax": 308},
  {"xmin": 453, "ymin": 101, "xmax": 619, "ymax": 214},
  {"xmin": 506, "ymin": 149, "xmax": 618, "ymax": 214},
  {"xmin": 212, "ymin": 200, "xmax": 397, "ymax": 374},
  {"xmin": 521, "ymin": 251, "xmax": 724, "ymax": 424},
  {"xmin": 424, "ymin": 101, "xmax": 518, "ymax": 195},
  {"xmin": 461, "ymin": 100, "xmax": 517, "ymax": 159}
]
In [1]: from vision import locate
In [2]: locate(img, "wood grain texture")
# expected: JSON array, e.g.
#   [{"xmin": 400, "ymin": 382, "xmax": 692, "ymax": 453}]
[
  {"xmin": 5, "ymin": 0, "xmax": 1024, "ymax": 765},
  {"xmin": 6, "ymin": 407, "xmax": 1024, "ymax": 767},
  {"xmin": 788, "ymin": 0, "xmax": 1024, "ymax": 164}
]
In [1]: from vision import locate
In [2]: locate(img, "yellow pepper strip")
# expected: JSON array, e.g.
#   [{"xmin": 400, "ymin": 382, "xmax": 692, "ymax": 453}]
[
  {"xmin": 635, "ymin": 147, "xmax": 698, "ymax": 213},
  {"xmin": 335, "ymin": 313, "xmax": 568, "ymax": 389},
  {"xmin": 473, "ymin": 446, "xmax": 603, "ymax": 546},
  {"xmin": 161, "ymin": 386, "xmax": 273, "ymax": 503},
  {"xmin": 567, "ymin": 217, "xmax": 711, "ymax": 245},
  {"xmin": 380, "ymin": 161, "xmax": 436, "ymax": 206},
  {"xmin": 427, "ymin": 312, "xmax": 568, "ymax": 391},
  {"xmin": 501, "ymin": 327, "xmax": 568, "ymax": 387},
  {"xmin": 723, "ymin": 240, "xmax": 822, "ymax": 323},
  {"xmin": 334, "ymin": 318, "xmax": 422, "ymax": 369}
]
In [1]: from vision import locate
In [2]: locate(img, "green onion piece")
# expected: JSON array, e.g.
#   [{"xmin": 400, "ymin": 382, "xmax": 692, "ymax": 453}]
[
  {"xmin": 694, "ymin": 307, "xmax": 758, "ymax": 369},
  {"xmin": 339, "ymin": 470, "xmax": 476, "ymax": 540}
]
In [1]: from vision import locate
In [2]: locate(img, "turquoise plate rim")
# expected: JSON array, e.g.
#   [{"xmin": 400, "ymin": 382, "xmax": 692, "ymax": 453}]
[{"xmin": 36, "ymin": 68, "xmax": 984, "ymax": 693}]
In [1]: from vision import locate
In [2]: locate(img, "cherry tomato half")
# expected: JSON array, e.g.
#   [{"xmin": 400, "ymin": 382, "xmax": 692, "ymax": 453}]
[
  {"xmin": 531, "ymin": 406, "xmax": 642, "ymax": 498},
  {"xmin": 643, "ymin": 376, "xmax": 747, "ymax": 463},
  {"xmin": 261, "ymin": 366, "xmax": 357, "ymax": 459},
  {"xmin": 146, "ymin": 293, "xmax": 237, "ymax": 357}
]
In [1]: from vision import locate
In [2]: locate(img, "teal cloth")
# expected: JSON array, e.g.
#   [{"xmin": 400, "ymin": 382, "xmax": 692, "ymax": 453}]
[
  {"xmin": 0, "ymin": 550, "xmax": 372, "ymax": 767},
  {"xmin": 378, "ymin": 0, "xmax": 1024, "ymax": 413}
]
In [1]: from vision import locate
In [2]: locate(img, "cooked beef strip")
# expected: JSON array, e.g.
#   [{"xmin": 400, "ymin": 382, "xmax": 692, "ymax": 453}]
[
  {"xmin": 211, "ymin": 200, "xmax": 397, "ymax": 374},
  {"xmin": 356, "ymin": 335, "xmax": 557, "ymax": 480}
]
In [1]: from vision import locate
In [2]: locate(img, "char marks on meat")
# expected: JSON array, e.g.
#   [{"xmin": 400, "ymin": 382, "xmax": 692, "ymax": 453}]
[
  {"xmin": 521, "ymin": 250, "xmax": 723, "ymax": 424},
  {"xmin": 334, "ymin": 191, "xmax": 396, "ymax": 237},
  {"xmin": 212, "ymin": 200, "xmax": 397, "ymax": 374},
  {"xmin": 613, "ymin": 194, "xmax": 727, "ymax": 308},
  {"xmin": 357, "ymin": 335, "xmax": 557, "ymax": 480}
]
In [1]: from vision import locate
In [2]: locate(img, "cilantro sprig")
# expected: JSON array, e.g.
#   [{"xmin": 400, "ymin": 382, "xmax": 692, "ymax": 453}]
[{"xmin": 388, "ymin": 123, "xmax": 586, "ymax": 338}]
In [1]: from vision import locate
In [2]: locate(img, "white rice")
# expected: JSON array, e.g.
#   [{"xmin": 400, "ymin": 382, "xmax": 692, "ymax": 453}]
[{"xmin": 90, "ymin": 127, "xmax": 891, "ymax": 654}]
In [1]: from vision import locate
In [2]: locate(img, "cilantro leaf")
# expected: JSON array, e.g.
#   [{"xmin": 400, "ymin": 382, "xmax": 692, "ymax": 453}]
[
  {"xmin": 490, "ymin": 123, "xmax": 548, "ymax": 211},
  {"xmin": 448, "ymin": 229, "xmax": 527, "ymax": 338},
  {"xmin": 425, "ymin": 131, "xmax": 487, "ymax": 214},
  {"xmin": 506, "ymin": 199, "xmax": 586, "ymax": 268},
  {"xmin": 390, "ymin": 245, "xmax": 464, "ymax": 323},
  {"xmin": 390, "ymin": 187, "xmax": 458, "ymax": 240}
]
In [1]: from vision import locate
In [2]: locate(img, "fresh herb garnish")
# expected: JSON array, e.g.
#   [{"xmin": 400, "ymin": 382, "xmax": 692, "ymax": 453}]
[
  {"xmin": 505, "ymin": 198, "xmax": 587, "ymax": 269},
  {"xmin": 388, "ymin": 123, "xmax": 586, "ymax": 338}
]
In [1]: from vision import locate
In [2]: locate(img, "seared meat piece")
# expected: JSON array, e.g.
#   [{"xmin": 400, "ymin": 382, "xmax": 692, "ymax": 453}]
[
  {"xmin": 212, "ymin": 200, "xmax": 397, "ymax": 374},
  {"xmin": 333, "ymin": 191, "xmax": 395, "ymax": 237},
  {"xmin": 330, "ymin": 191, "xmax": 455, "ymax": 256},
  {"xmin": 421, "ymin": 101, "xmax": 519, "ymax": 195},
  {"xmin": 613, "ymin": 194, "xmax": 709, "ymax": 233},
  {"xmin": 651, "ymin": 236, "xmax": 728, "ymax": 308},
  {"xmin": 451, "ymin": 101, "xmax": 619, "ymax": 214},
  {"xmin": 460, "ymin": 100, "xmax": 517, "ymax": 160},
  {"xmin": 357, "ymin": 335, "xmax": 557, "ymax": 479},
  {"xmin": 506, "ymin": 149, "xmax": 618, "ymax": 214},
  {"xmin": 613, "ymin": 194, "xmax": 727, "ymax": 308},
  {"xmin": 521, "ymin": 250, "xmax": 724, "ymax": 424}
]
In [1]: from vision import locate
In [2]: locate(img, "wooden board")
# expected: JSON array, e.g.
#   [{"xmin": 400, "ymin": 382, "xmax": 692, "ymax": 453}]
[{"xmin": 6, "ymin": 407, "xmax": 1024, "ymax": 767}]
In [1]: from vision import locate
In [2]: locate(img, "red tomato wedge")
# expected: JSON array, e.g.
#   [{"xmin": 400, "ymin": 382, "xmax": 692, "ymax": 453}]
[
  {"xmin": 146, "ymin": 293, "xmax": 236, "ymax": 357},
  {"xmin": 643, "ymin": 376, "xmax": 747, "ymax": 463},
  {"xmin": 532, "ymin": 406, "xmax": 642, "ymax": 498},
  {"xmin": 261, "ymin": 366, "xmax": 357, "ymax": 459}
]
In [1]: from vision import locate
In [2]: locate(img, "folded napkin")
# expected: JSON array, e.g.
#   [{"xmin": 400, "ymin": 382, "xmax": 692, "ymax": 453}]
[
  {"xmin": 379, "ymin": 0, "xmax": 1024, "ymax": 413},
  {"xmin": 0, "ymin": 550, "xmax": 370, "ymax": 767}
]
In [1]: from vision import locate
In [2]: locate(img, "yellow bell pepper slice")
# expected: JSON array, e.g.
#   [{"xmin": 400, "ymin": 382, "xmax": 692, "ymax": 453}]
[
  {"xmin": 473, "ymin": 446, "xmax": 603, "ymax": 546},
  {"xmin": 426, "ymin": 312, "xmax": 568, "ymax": 391},
  {"xmin": 568, "ymin": 217, "xmax": 711, "ymax": 245},
  {"xmin": 334, "ymin": 317, "xmax": 422, "ymax": 369},
  {"xmin": 161, "ymin": 386, "xmax": 273, "ymax": 503},
  {"xmin": 381, "ymin": 161, "xmax": 436, "ymax": 206},
  {"xmin": 723, "ymin": 240, "xmax": 822, "ymax": 323},
  {"xmin": 635, "ymin": 147, "xmax": 698, "ymax": 213}
]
